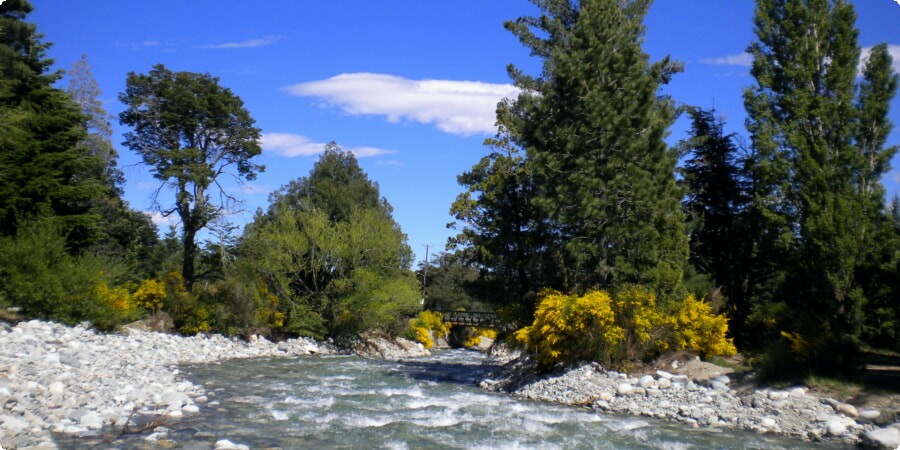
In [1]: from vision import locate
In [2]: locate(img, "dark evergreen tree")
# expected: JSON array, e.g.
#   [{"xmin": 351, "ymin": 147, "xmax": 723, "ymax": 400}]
[
  {"xmin": 680, "ymin": 108, "xmax": 753, "ymax": 337},
  {"xmin": 119, "ymin": 64, "xmax": 264, "ymax": 291},
  {"xmin": 0, "ymin": 0, "xmax": 107, "ymax": 250},
  {"xmin": 450, "ymin": 100, "xmax": 556, "ymax": 321},
  {"xmin": 509, "ymin": 0, "xmax": 687, "ymax": 293}
]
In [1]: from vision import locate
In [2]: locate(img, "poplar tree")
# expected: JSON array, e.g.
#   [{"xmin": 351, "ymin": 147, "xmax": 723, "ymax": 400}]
[
  {"xmin": 510, "ymin": 0, "xmax": 687, "ymax": 293},
  {"xmin": 745, "ymin": 0, "xmax": 898, "ymax": 353}
]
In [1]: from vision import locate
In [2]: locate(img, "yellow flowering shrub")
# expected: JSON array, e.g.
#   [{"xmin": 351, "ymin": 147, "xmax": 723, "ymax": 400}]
[
  {"xmin": 413, "ymin": 326, "xmax": 433, "ymax": 348},
  {"xmin": 255, "ymin": 281, "xmax": 285, "ymax": 329},
  {"xmin": 463, "ymin": 327, "xmax": 497, "ymax": 348},
  {"xmin": 612, "ymin": 285, "xmax": 670, "ymax": 359},
  {"xmin": 517, "ymin": 287, "xmax": 736, "ymax": 369},
  {"xmin": 669, "ymin": 295, "xmax": 736, "ymax": 357},
  {"xmin": 94, "ymin": 282, "xmax": 139, "ymax": 318},
  {"xmin": 516, "ymin": 289, "xmax": 624, "ymax": 369},
  {"xmin": 179, "ymin": 305, "xmax": 212, "ymax": 335},
  {"xmin": 132, "ymin": 279, "xmax": 166, "ymax": 312},
  {"xmin": 405, "ymin": 310, "xmax": 451, "ymax": 349}
]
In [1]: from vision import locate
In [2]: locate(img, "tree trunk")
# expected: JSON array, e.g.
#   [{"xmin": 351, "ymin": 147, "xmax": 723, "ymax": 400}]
[{"xmin": 182, "ymin": 227, "xmax": 196, "ymax": 292}]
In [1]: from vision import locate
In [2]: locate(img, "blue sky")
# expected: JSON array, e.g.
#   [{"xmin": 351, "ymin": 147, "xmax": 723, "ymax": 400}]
[{"xmin": 29, "ymin": 0, "xmax": 900, "ymax": 265}]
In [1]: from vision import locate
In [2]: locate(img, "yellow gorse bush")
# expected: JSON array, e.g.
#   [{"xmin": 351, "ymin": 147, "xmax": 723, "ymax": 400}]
[
  {"xmin": 517, "ymin": 287, "xmax": 736, "ymax": 369},
  {"xmin": 516, "ymin": 289, "xmax": 623, "ymax": 368},
  {"xmin": 406, "ymin": 310, "xmax": 451, "ymax": 349},
  {"xmin": 132, "ymin": 279, "xmax": 166, "ymax": 312},
  {"xmin": 463, "ymin": 327, "xmax": 497, "ymax": 348},
  {"xmin": 670, "ymin": 294, "xmax": 737, "ymax": 356}
]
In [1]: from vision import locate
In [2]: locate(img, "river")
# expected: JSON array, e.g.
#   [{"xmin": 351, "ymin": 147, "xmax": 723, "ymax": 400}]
[{"xmin": 55, "ymin": 349, "xmax": 848, "ymax": 449}]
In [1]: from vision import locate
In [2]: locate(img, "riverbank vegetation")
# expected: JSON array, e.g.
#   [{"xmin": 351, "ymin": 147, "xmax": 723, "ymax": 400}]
[{"xmin": 1, "ymin": 0, "xmax": 898, "ymax": 382}]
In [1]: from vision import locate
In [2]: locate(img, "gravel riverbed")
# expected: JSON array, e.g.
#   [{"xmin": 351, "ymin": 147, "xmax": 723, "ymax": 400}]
[
  {"xmin": 0, "ymin": 320, "xmax": 327, "ymax": 449},
  {"xmin": 477, "ymin": 355, "xmax": 900, "ymax": 449}
]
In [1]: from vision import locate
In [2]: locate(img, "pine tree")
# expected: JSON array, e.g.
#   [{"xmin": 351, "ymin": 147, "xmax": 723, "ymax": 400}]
[
  {"xmin": 0, "ymin": 0, "xmax": 107, "ymax": 250},
  {"xmin": 511, "ymin": 0, "xmax": 687, "ymax": 293},
  {"xmin": 681, "ymin": 108, "xmax": 753, "ymax": 336}
]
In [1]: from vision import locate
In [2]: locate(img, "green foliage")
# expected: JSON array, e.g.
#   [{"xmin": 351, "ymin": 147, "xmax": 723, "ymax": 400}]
[
  {"xmin": 416, "ymin": 251, "xmax": 483, "ymax": 312},
  {"xmin": 743, "ymin": 0, "xmax": 899, "ymax": 362},
  {"xmin": 240, "ymin": 147, "xmax": 419, "ymax": 338},
  {"xmin": 0, "ymin": 222, "xmax": 137, "ymax": 330},
  {"xmin": 119, "ymin": 64, "xmax": 263, "ymax": 290}
]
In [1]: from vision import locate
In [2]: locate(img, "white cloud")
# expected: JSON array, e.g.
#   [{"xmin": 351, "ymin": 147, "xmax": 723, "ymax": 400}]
[
  {"xmin": 200, "ymin": 35, "xmax": 280, "ymax": 49},
  {"xmin": 260, "ymin": 133, "xmax": 395, "ymax": 158},
  {"xmin": 283, "ymin": 73, "xmax": 519, "ymax": 136},
  {"xmin": 860, "ymin": 45, "xmax": 900, "ymax": 75},
  {"xmin": 143, "ymin": 211, "xmax": 180, "ymax": 228},
  {"xmin": 891, "ymin": 171, "xmax": 900, "ymax": 184},
  {"xmin": 700, "ymin": 52, "xmax": 753, "ymax": 67}
]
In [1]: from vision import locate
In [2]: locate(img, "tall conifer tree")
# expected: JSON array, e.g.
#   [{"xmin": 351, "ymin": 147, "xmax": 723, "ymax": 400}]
[{"xmin": 511, "ymin": 0, "xmax": 687, "ymax": 293}]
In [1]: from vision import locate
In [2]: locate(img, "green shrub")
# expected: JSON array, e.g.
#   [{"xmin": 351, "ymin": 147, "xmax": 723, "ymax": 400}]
[{"xmin": 0, "ymin": 222, "xmax": 138, "ymax": 330}]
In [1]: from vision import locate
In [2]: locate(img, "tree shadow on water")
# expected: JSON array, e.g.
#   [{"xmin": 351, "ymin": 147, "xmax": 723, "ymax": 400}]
[{"xmin": 390, "ymin": 359, "xmax": 501, "ymax": 386}]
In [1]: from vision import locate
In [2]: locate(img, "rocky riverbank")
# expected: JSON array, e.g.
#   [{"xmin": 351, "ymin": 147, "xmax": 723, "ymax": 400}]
[
  {"xmin": 0, "ymin": 319, "xmax": 330, "ymax": 449},
  {"xmin": 478, "ymin": 354, "xmax": 900, "ymax": 449}
]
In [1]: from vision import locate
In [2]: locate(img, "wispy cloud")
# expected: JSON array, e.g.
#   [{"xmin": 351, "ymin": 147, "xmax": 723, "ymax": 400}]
[
  {"xmin": 199, "ymin": 35, "xmax": 280, "ymax": 49},
  {"xmin": 143, "ymin": 211, "xmax": 180, "ymax": 228},
  {"xmin": 261, "ymin": 133, "xmax": 395, "ymax": 158},
  {"xmin": 891, "ymin": 170, "xmax": 900, "ymax": 184},
  {"xmin": 227, "ymin": 183, "xmax": 271, "ymax": 195},
  {"xmin": 700, "ymin": 52, "xmax": 753, "ymax": 67},
  {"xmin": 283, "ymin": 73, "xmax": 519, "ymax": 136},
  {"xmin": 860, "ymin": 44, "xmax": 900, "ymax": 74}
]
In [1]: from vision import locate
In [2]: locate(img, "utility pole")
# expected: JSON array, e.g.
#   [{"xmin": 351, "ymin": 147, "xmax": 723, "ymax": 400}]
[{"xmin": 421, "ymin": 244, "xmax": 431, "ymax": 307}]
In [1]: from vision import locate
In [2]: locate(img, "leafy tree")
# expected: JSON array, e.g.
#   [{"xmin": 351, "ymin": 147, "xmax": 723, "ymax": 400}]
[
  {"xmin": 119, "ymin": 64, "xmax": 263, "ymax": 290},
  {"xmin": 505, "ymin": 0, "xmax": 687, "ymax": 293},
  {"xmin": 268, "ymin": 141, "xmax": 386, "ymax": 223},
  {"xmin": 744, "ymin": 0, "xmax": 898, "ymax": 363},
  {"xmin": 241, "ymin": 146, "xmax": 418, "ymax": 338},
  {"xmin": 416, "ymin": 251, "xmax": 482, "ymax": 312}
]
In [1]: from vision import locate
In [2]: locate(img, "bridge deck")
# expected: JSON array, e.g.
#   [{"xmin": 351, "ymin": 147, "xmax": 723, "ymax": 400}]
[{"xmin": 433, "ymin": 310, "xmax": 503, "ymax": 328}]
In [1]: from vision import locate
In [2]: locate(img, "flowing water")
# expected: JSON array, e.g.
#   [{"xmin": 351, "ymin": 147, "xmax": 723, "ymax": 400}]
[{"xmin": 57, "ymin": 350, "xmax": 848, "ymax": 449}]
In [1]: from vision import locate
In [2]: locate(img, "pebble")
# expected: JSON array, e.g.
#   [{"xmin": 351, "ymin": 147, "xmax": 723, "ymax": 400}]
[
  {"xmin": 0, "ymin": 319, "xmax": 329, "ymax": 449},
  {"xmin": 480, "ymin": 357, "xmax": 887, "ymax": 446}
]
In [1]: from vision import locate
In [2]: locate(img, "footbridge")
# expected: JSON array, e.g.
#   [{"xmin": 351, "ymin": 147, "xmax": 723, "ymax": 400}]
[{"xmin": 432, "ymin": 310, "xmax": 504, "ymax": 328}]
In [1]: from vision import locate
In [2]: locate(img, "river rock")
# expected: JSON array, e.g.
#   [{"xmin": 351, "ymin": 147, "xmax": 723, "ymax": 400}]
[
  {"xmin": 617, "ymin": 383, "xmax": 634, "ymax": 395},
  {"xmin": 860, "ymin": 426, "xmax": 900, "ymax": 450},
  {"xmin": 836, "ymin": 403, "xmax": 859, "ymax": 418},
  {"xmin": 215, "ymin": 439, "xmax": 250, "ymax": 450},
  {"xmin": 638, "ymin": 375, "xmax": 657, "ymax": 389},
  {"xmin": 826, "ymin": 419, "xmax": 848, "ymax": 436}
]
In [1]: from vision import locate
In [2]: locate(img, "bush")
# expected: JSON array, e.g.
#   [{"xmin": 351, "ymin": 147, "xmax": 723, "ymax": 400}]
[
  {"xmin": 406, "ymin": 310, "xmax": 451, "ymax": 349},
  {"xmin": 516, "ymin": 287, "xmax": 736, "ymax": 370},
  {"xmin": 0, "ymin": 222, "xmax": 138, "ymax": 330},
  {"xmin": 463, "ymin": 327, "xmax": 497, "ymax": 348},
  {"xmin": 515, "ymin": 289, "xmax": 624, "ymax": 368}
]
